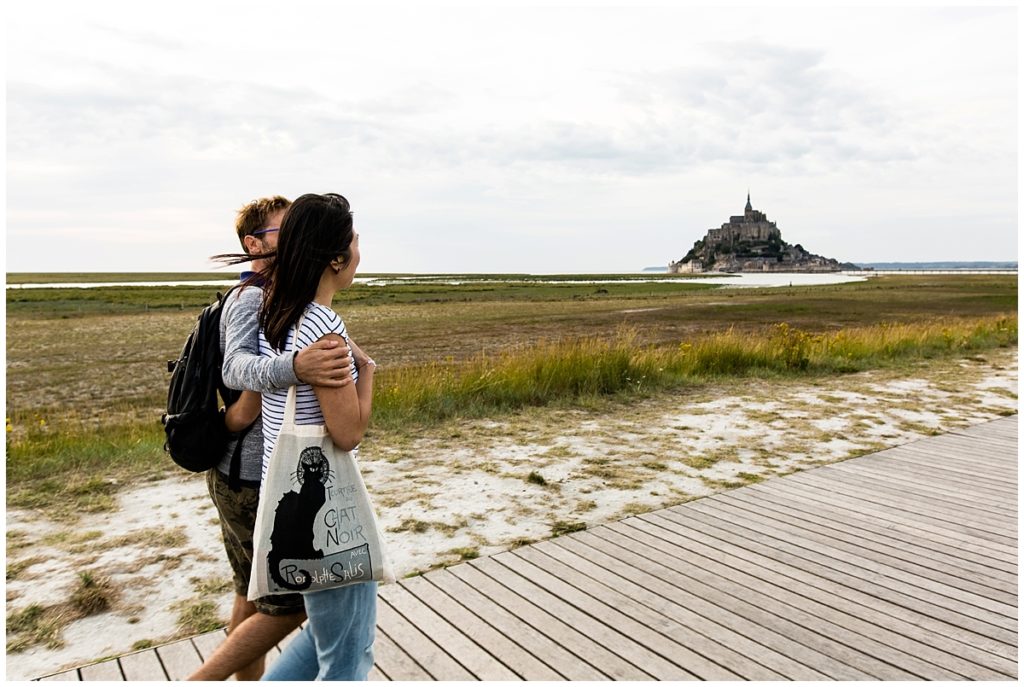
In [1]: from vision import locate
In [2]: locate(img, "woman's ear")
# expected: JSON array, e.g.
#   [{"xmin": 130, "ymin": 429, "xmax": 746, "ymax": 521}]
[{"xmin": 330, "ymin": 258, "xmax": 343, "ymax": 274}]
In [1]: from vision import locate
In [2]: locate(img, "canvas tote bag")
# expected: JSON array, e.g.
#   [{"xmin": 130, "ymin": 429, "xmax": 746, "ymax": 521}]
[{"xmin": 249, "ymin": 377, "xmax": 395, "ymax": 599}]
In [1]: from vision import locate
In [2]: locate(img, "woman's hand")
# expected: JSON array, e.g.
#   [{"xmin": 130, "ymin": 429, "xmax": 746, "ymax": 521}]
[{"xmin": 347, "ymin": 338, "xmax": 376, "ymax": 373}]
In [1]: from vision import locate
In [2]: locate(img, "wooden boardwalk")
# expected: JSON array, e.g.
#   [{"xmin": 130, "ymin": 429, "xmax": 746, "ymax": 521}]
[{"xmin": 38, "ymin": 415, "xmax": 1018, "ymax": 680}]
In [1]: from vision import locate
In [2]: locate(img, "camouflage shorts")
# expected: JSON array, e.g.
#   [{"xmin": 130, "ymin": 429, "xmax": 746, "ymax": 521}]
[{"xmin": 206, "ymin": 469, "xmax": 304, "ymax": 616}]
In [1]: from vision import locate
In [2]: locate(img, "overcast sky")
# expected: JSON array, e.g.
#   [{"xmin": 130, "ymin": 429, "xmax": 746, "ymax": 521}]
[{"xmin": 6, "ymin": 2, "xmax": 1018, "ymax": 273}]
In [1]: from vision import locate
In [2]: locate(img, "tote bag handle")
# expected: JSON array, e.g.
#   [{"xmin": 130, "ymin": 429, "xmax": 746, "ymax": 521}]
[{"xmin": 280, "ymin": 309, "xmax": 307, "ymax": 430}]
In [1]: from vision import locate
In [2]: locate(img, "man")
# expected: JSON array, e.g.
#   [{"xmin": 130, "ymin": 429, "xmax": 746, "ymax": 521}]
[{"xmin": 190, "ymin": 196, "xmax": 353, "ymax": 681}]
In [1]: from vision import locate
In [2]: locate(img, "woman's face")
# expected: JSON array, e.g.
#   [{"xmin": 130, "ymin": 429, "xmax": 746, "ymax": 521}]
[{"xmin": 337, "ymin": 231, "xmax": 360, "ymax": 289}]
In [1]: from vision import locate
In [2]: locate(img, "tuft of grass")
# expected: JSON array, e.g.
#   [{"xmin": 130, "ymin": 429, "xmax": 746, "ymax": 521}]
[
  {"xmin": 388, "ymin": 518, "xmax": 431, "ymax": 534},
  {"xmin": 526, "ymin": 471, "xmax": 548, "ymax": 486},
  {"xmin": 509, "ymin": 537, "xmax": 538, "ymax": 548},
  {"xmin": 131, "ymin": 639, "xmax": 155, "ymax": 651},
  {"xmin": 7, "ymin": 556, "xmax": 45, "ymax": 581},
  {"xmin": 683, "ymin": 454, "xmax": 720, "ymax": 470},
  {"xmin": 449, "ymin": 547, "xmax": 480, "ymax": 561},
  {"xmin": 174, "ymin": 600, "xmax": 224, "ymax": 635},
  {"xmin": 192, "ymin": 576, "xmax": 233, "ymax": 597},
  {"xmin": 550, "ymin": 520, "xmax": 587, "ymax": 537},
  {"xmin": 617, "ymin": 502, "xmax": 653, "ymax": 518},
  {"xmin": 108, "ymin": 527, "xmax": 187, "ymax": 549},
  {"xmin": 69, "ymin": 571, "xmax": 117, "ymax": 617},
  {"xmin": 6, "ymin": 604, "xmax": 65, "ymax": 652}
]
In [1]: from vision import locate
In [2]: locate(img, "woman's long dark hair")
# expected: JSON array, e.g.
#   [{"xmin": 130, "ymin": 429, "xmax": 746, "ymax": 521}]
[{"xmin": 259, "ymin": 193, "xmax": 354, "ymax": 351}]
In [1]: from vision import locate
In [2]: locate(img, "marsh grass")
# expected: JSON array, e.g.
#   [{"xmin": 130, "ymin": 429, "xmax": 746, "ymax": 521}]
[
  {"xmin": 371, "ymin": 315, "xmax": 1017, "ymax": 429},
  {"xmin": 5, "ymin": 275, "xmax": 1017, "ymax": 517},
  {"xmin": 6, "ymin": 420, "xmax": 168, "ymax": 515},
  {"xmin": 8, "ymin": 328, "xmax": 1015, "ymax": 519}
]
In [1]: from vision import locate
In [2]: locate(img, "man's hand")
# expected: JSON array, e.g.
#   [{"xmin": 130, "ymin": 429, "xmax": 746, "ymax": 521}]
[{"xmin": 294, "ymin": 336, "xmax": 354, "ymax": 388}]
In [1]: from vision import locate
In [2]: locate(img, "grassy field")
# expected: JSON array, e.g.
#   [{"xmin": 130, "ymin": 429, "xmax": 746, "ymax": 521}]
[{"xmin": 6, "ymin": 273, "xmax": 1017, "ymax": 513}]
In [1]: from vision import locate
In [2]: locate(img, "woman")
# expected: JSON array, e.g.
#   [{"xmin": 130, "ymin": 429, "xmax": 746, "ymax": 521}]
[{"xmin": 255, "ymin": 192, "xmax": 378, "ymax": 681}]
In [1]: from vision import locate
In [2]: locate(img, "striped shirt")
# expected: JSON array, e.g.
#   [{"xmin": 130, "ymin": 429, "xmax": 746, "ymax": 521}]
[{"xmin": 258, "ymin": 302, "xmax": 358, "ymax": 482}]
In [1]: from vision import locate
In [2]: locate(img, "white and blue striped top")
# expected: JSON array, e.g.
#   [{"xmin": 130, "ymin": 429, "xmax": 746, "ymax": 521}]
[{"xmin": 258, "ymin": 302, "xmax": 358, "ymax": 482}]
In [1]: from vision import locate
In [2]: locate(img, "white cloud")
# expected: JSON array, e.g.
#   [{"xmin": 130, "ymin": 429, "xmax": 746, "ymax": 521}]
[{"xmin": 5, "ymin": 3, "xmax": 1017, "ymax": 272}]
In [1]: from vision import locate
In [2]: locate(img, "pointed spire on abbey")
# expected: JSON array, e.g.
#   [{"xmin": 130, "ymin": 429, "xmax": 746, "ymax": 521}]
[{"xmin": 668, "ymin": 192, "xmax": 855, "ymax": 273}]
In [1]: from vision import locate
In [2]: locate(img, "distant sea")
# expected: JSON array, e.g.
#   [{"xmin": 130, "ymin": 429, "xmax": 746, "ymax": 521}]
[
  {"xmin": 643, "ymin": 261, "xmax": 1017, "ymax": 272},
  {"xmin": 853, "ymin": 261, "xmax": 1018, "ymax": 270}
]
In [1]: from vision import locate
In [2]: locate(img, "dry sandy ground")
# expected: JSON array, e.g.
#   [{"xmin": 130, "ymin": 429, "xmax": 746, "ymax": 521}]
[{"xmin": 5, "ymin": 349, "xmax": 1018, "ymax": 680}]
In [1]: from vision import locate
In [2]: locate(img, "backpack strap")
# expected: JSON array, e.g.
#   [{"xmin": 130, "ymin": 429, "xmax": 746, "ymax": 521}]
[{"xmin": 226, "ymin": 421, "xmax": 255, "ymax": 492}]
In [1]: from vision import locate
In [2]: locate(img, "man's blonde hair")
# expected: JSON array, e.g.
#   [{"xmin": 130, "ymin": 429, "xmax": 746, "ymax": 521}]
[{"xmin": 235, "ymin": 196, "xmax": 291, "ymax": 248}]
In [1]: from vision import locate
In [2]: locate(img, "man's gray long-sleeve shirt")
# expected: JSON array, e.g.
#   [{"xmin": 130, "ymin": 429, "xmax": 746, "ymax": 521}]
[{"xmin": 221, "ymin": 286, "xmax": 300, "ymax": 393}]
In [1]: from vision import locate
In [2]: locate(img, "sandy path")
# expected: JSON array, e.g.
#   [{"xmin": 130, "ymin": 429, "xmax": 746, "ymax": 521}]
[{"xmin": 6, "ymin": 349, "xmax": 1017, "ymax": 680}]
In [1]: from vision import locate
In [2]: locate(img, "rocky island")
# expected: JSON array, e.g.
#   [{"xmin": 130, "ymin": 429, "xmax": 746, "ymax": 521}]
[{"xmin": 669, "ymin": 194, "xmax": 858, "ymax": 273}]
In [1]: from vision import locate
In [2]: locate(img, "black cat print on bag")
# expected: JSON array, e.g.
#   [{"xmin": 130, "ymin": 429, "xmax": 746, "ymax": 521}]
[{"xmin": 267, "ymin": 446, "xmax": 332, "ymax": 590}]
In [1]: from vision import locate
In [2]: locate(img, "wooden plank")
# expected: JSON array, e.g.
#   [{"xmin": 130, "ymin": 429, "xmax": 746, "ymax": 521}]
[
  {"xmin": 551, "ymin": 534, "xmax": 807, "ymax": 680},
  {"xmin": 659, "ymin": 505, "xmax": 1019, "ymax": 653},
  {"xmin": 780, "ymin": 473, "xmax": 1018, "ymax": 550},
  {"xmin": 424, "ymin": 568, "xmax": 601, "ymax": 680},
  {"xmin": 368, "ymin": 665, "xmax": 388, "ymax": 681},
  {"xmin": 812, "ymin": 468, "xmax": 1017, "ymax": 526},
  {"xmin": 879, "ymin": 448, "xmax": 1018, "ymax": 482},
  {"xmin": 120, "ymin": 646, "xmax": 168, "ymax": 681},
  {"xmin": 846, "ymin": 463, "xmax": 1017, "ymax": 502},
  {"xmin": 707, "ymin": 494, "xmax": 1018, "ymax": 609},
  {"xmin": 902, "ymin": 430, "xmax": 1018, "ymax": 455},
  {"xmin": 789, "ymin": 472, "xmax": 1017, "ymax": 548},
  {"xmin": 754, "ymin": 478, "xmax": 1019, "ymax": 570},
  {"xmin": 880, "ymin": 432, "xmax": 1015, "ymax": 458},
  {"xmin": 190, "ymin": 628, "xmax": 228, "ymax": 662},
  {"xmin": 155, "ymin": 638, "xmax": 203, "ymax": 681},
  {"xmin": 78, "ymin": 660, "xmax": 124, "ymax": 681},
  {"xmin": 794, "ymin": 466, "xmax": 1016, "ymax": 528},
  {"xmin": 687, "ymin": 497, "xmax": 1018, "ymax": 630},
  {"xmin": 371, "ymin": 628, "xmax": 431, "ymax": 680},
  {"xmin": 509, "ymin": 545, "xmax": 742, "ymax": 680},
  {"xmin": 400, "ymin": 574, "xmax": 562, "ymax": 680},
  {"xmin": 923, "ymin": 436, "xmax": 1019, "ymax": 460},
  {"xmin": 449, "ymin": 561, "xmax": 645, "ymax": 680},
  {"xmin": 879, "ymin": 446, "xmax": 1019, "ymax": 482},
  {"xmin": 375, "ymin": 595, "xmax": 475, "ymax": 680},
  {"xmin": 828, "ymin": 462, "xmax": 1018, "ymax": 517},
  {"xmin": 627, "ymin": 513, "xmax": 1015, "ymax": 679},
  {"xmin": 646, "ymin": 508, "xmax": 1018, "ymax": 665},
  {"xmin": 477, "ymin": 554, "xmax": 693, "ymax": 680},
  {"xmin": 583, "ymin": 526, "xmax": 919, "ymax": 680},
  {"xmin": 38, "ymin": 669, "xmax": 81, "ymax": 681},
  {"xmin": 953, "ymin": 417, "xmax": 1017, "ymax": 439},
  {"xmin": 857, "ymin": 452, "xmax": 1018, "ymax": 495},
  {"xmin": 722, "ymin": 489, "xmax": 1018, "ymax": 597},
  {"xmin": 937, "ymin": 424, "xmax": 1018, "ymax": 445},
  {"xmin": 380, "ymin": 581, "xmax": 519, "ymax": 680},
  {"xmin": 529, "ymin": 537, "xmax": 784, "ymax": 680}
]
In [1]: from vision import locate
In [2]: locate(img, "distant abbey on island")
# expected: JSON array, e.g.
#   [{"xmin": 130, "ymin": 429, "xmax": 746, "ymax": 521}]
[{"xmin": 669, "ymin": 193, "xmax": 857, "ymax": 273}]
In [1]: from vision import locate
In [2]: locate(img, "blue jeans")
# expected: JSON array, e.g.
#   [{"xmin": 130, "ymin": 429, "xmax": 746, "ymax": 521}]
[{"xmin": 262, "ymin": 582, "xmax": 377, "ymax": 681}]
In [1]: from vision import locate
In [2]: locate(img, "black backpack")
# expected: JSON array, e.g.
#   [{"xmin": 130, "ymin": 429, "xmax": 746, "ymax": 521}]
[{"xmin": 161, "ymin": 286, "xmax": 250, "ymax": 481}]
